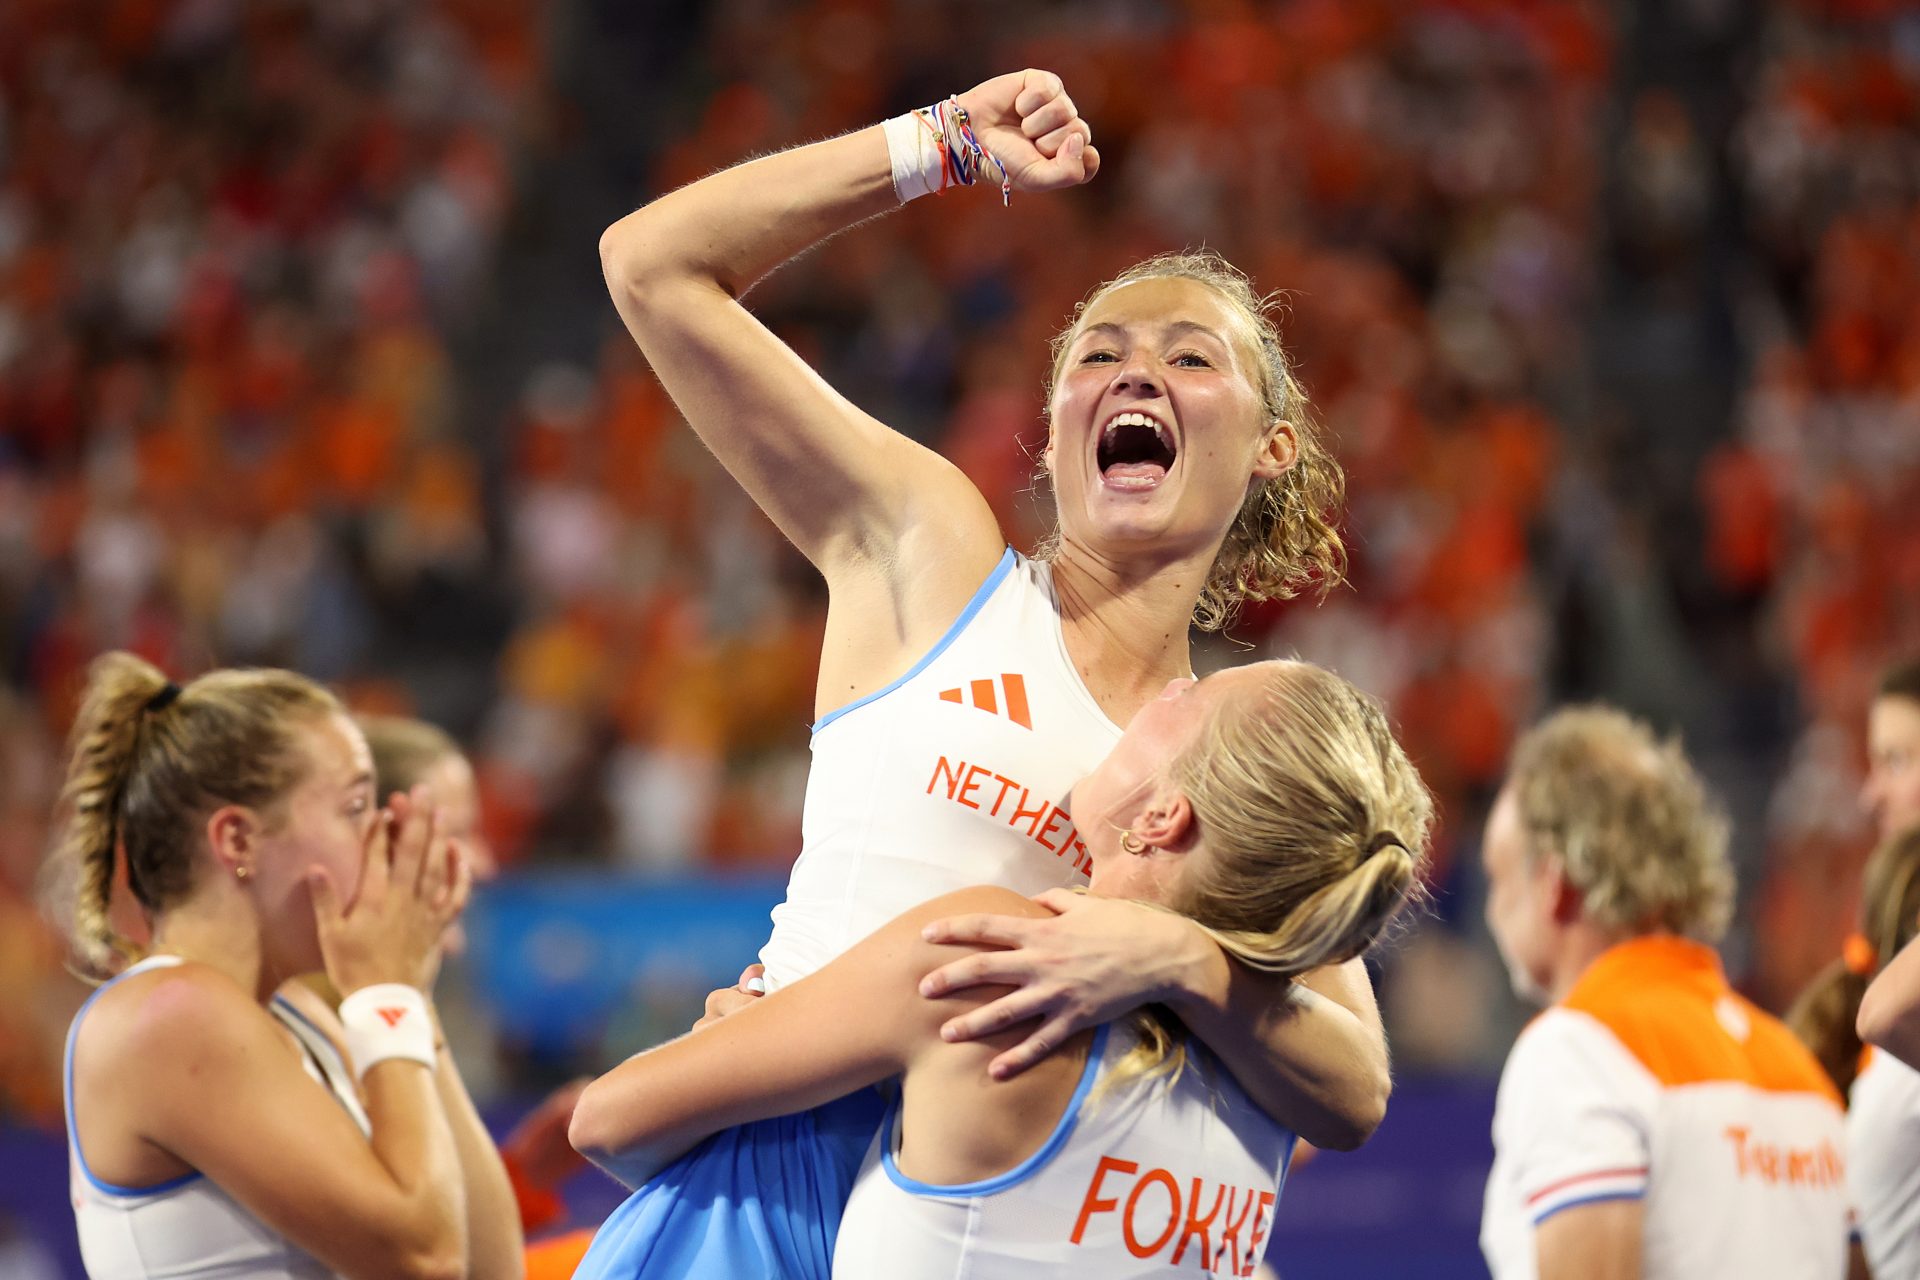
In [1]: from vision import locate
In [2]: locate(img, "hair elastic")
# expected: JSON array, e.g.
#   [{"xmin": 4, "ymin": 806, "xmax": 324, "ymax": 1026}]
[
  {"xmin": 1365, "ymin": 831, "xmax": 1403, "ymax": 857},
  {"xmin": 145, "ymin": 682, "xmax": 182, "ymax": 713},
  {"xmin": 1843, "ymin": 932, "xmax": 1879, "ymax": 978}
]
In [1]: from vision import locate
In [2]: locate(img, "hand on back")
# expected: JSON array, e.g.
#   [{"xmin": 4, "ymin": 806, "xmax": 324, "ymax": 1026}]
[{"xmin": 311, "ymin": 787, "xmax": 473, "ymax": 994}]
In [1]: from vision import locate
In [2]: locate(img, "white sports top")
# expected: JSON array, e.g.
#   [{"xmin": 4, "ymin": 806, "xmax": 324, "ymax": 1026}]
[
  {"xmin": 1481, "ymin": 937, "xmax": 1849, "ymax": 1280},
  {"xmin": 66, "ymin": 956, "xmax": 369, "ymax": 1280},
  {"xmin": 760, "ymin": 549, "xmax": 1126, "ymax": 988},
  {"xmin": 1850, "ymin": 1047, "xmax": 1920, "ymax": 1277},
  {"xmin": 833, "ymin": 1021, "xmax": 1296, "ymax": 1278}
]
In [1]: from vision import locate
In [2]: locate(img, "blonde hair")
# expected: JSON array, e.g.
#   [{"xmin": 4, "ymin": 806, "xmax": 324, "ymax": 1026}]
[
  {"xmin": 1104, "ymin": 661, "xmax": 1432, "ymax": 1097},
  {"xmin": 1042, "ymin": 251, "xmax": 1347, "ymax": 631},
  {"xmin": 1507, "ymin": 705, "xmax": 1734, "ymax": 942},
  {"xmin": 1788, "ymin": 826, "xmax": 1920, "ymax": 1097},
  {"xmin": 357, "ymin": 714, "xmax": 462, "ymax": 798},
  {"xmin": 47, "ymin": 652, "xmax": 342, "ymax": 973}
]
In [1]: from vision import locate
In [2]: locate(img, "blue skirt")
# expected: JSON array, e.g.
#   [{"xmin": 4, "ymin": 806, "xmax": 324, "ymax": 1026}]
[{"xmin": 572, "ymin": 1088, "xmax": 887, "ymax": 1280}]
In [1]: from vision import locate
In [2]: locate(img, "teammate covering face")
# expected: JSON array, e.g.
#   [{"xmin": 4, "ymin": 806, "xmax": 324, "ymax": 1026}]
[
  {"xmin": 578, "ymin": 66, "xmax": 1385, "ymax": 1276},
  {"xmin": 52, "ymin": 652, "xmax": 479, "ymax": 1280}
]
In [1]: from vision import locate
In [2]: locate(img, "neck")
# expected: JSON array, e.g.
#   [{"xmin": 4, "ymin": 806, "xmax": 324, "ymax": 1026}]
[
  {"xmin": 1049, "ymin": 537, "xmax": 1214, "ymax": 722},
  {"xmin": 1543, "ymin": 920, "xmax": 1638, "ymax": 1004},
  {"xmin": 149, "ymin": 887, "xmax": 277, "ymax": 1003}
]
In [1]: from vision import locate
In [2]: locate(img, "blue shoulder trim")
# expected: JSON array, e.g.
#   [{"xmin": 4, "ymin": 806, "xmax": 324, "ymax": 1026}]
[
  {"xmin": 65, "ymin": 963, "xmax": 205, "ymax": 1198},
  {"xmin": 269, "ymin": 992, "xmax": 331, "ymax": 1045},
  {"xmin": 811, "ymin": 547, "xmax": 1016, "ymax": 734},
  {"xmin": 882, "ymin": 1022, "xmax": 1108, "ymax": 1198}
]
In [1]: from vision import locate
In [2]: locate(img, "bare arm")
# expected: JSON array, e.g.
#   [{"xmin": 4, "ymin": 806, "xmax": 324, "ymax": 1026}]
[
  {"xmin": 429, "ymin": 1008, "xmax": 524, "ymax": 1280},
  {"xmin": 1861, "ymin": 933, "xmax": 1920, "ymax": 1069},
  {"xmin": 126, "ymin": 975, "xmax": 467, "ymax": 1280},
  {"xmin": 567, "ymin": 891, "xmax": 1024, "ymax": 1187},
  {"xmin": 1168, "ymin": 947, "xmax": 1389, "ymax": 1151},
  {"xmin": 596, "ymin": 70, "xmax": 1093, "ymax": 582},
  {"xmin": 1534, "ymin": 1199, "xmax": 1643, "ymax": 1280},
  {"xmin": 919, "ymin": 892, "xmax": 1390, "ymax": 1150}
]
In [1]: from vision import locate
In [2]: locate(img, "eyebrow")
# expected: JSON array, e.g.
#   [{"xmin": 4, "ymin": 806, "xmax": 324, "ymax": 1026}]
[{"xmin": 1077, "ymin": 319, "xmax": 1232, "ymax": 347}]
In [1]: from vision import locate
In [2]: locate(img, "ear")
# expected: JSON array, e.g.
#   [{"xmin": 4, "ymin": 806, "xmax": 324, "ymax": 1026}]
[
  {"xmin": 205, "ymin": 805, "xmax": 261, "ymax": 880},
  {"xmin": 1251, "ymin": 420, "xmax": 1298, "ymax": 482},
  {"xmin": 1544, "ymin": 857, "xmax": 1584, "ymax": 927},
  {"xmin": 1133, "ymin": 789, "xmax": 1195, "ymax": 854}
]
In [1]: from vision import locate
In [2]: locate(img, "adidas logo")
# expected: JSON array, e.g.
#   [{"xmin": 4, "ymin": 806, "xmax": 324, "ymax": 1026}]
[{"xmin": 938, "ymin": 674, "xmax": 1032, "ymax": 729}]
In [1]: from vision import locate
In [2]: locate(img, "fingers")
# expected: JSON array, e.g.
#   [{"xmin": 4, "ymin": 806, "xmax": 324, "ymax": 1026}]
[
  {"xmin": 1032, "ymin": 887, "xmax": 1084, "ymax": 915},
  {"xmin": 989, "ymin": 1014, "xmax": 1078, "ymax": 1081},
  {"xmin": 921, "ymin": 912, "xmax": 1038, "ymax": 949},
  {"xmin": 307, "ymin": 867, "xmax": 343, "ymax": 951},
  {"xmin": 920, "ymin": 949, "xmax": 1035, "ymax": 998},
  {"xmin": 1013, "ymin": 69, "xmax": 1065, "ymax": 117},
  {"xmin": 357, "ymin": 806, "xmax": 394, "ymax": 908},
  {"xmin": 1020, "ymin": 91, "xmax": 1078, "ymax": 142},
  {"xmin": 389, "ymin": 786, "xmax": 434, "ymax": 897},
  {"xmin": 1032, "ymin": 119, "xmax": 1090, "ymax": 158},
  {"xmin": 442, "ymin": 845, "xmax": 474, "ymax": 923},
  {"xmin": 937, "ymin": 986, "xmax": 1054, "ymax": 1042},
  {"xmin": 737, "ymin": 963, "xmax": 768, "ymax": 996}
]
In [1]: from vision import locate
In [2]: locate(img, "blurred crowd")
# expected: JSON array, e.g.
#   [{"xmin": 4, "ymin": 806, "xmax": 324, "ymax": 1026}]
[{"xmin": 2, "ymin": 0, "xmax": 1916, "ymax": 1123}]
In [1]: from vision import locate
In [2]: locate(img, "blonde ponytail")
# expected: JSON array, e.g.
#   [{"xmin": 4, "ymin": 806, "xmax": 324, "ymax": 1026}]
[
  {"xmin": 1099, "ymin": 662, "xmax": 1432, "ymax": 1099},
  {"xmin": 46, "ymin": 652, "xmax": 343, "ymax": 975},
  {"xmin": 50, "ymin": 653, "xmax": 173, "ymax": 971}
]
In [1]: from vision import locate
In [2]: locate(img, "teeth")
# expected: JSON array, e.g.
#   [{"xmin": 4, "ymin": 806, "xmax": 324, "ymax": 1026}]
[{"xmin": 1103, "ymin": 411, "xmax": 1170, "ymax": 445}]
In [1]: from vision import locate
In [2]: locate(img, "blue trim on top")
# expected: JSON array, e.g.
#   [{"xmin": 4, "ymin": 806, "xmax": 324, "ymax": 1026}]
[
  {"xmin": 882, "ymin": 1022, "xmax": 1109, "ymax": 1198},
  {"xmin": 268, "ymin": 993, "xmax": 331, "ymax": 1046},
  {"xmin": 811, "ymin": 547, "xmax": 1017, "ymax": 734},
  {"xmin": 65, "ymin": 960, "xmax": 205, "ymax": 1199},
  {"xmin": 1530, "ymin": 1188, "xmax": 1645, "ymax": 1227}
]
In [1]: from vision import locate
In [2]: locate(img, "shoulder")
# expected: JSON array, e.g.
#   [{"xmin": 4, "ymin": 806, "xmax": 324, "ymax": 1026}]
[
  {"xmin": 89, "ymin": 962, "xmax": 263, "ymax": 1056},
  {"xmin": 74, "ymin": 964, "xmax": 283, "ymax": 1112},
  {"xmin": 1498, "ymin": 1008, "xmax": 1653, "ymax": 1120}
]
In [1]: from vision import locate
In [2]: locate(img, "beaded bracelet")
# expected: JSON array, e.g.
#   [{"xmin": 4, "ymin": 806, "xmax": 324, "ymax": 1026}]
[{"xmin": 881, "ymin": 96, "xmax": 1011, "ymax": 206}]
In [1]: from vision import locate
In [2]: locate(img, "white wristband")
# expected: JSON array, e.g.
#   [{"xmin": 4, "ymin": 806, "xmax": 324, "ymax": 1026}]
[
  {"xmin": 882, "ymin": 109, "xmax": 944, "ymax": 204},
  {"xmin": 338, "ymin": 984, "xmax": 436, "ymax": 1079}
]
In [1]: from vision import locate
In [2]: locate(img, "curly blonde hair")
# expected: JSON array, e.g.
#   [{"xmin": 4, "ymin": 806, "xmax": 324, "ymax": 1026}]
[
  {"xmin": 1507, "ymin": 706, "xmax": 1734, "ymax": 943},
  {"xmin": 1042, "ymin": 251, "xmax": 1347, "ymax": 631}
]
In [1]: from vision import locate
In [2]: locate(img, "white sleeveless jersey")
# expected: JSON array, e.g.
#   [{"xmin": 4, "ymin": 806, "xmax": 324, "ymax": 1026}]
[
  {"xmin": 1851, "ymin": 1047, "xmax": 1920, "ymax": 1277},
  {"xmin": 760, "ymin": 549, "xmax": 1125, "ymax": 988},
  {"xmin": 67, "ymin": 957, "xmax": 370, "ymax": 1280},
  {"xmin": 833, "ymin": 1021, "xmax": 1296, "ymax": 1278}
]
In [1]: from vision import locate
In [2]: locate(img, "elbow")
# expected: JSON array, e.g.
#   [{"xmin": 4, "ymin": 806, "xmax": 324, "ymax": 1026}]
[
  {"xmin": 1304, "ymin": 1066, "xmax": 1391, "ymax": 1153},
  {"xmin": 567, "ymin": 1077, "xmax": 644, "ymax": 1166},
  {"xmin": 598, "ymin": 214, "xmax": 654, "ymax": 300},
  {"xmin": 394, "ymin": 1248, "xmax": 466, "ymax": 1280},
  {"xmin": 1858, "ymin": 982, "xmax": 1893, "ymax": 1050}
]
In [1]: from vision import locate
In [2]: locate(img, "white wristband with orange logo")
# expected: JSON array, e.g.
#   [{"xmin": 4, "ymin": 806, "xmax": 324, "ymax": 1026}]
[{"xmin": 338, "ymin": 983, "xmax": 436, "ymax": 1079}]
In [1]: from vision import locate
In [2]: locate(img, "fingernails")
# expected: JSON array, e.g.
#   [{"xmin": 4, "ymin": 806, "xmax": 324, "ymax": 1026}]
[
  {"xmin": 744, "ymin": 976, "xmax": 767, "ymax": 995},
  {"xmin": 941, "ymin": 1024, "xmax": 960, "ymax": 1042},
  {"xmin": 920, "ymin": 925, "xmax": 943, "ymax": 942},
  {"xmin": 920, "ymin": 976, "xmax": 943, "ymax": 997}
]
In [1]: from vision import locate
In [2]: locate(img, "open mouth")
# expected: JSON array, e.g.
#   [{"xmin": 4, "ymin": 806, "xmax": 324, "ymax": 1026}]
[{"xmin": 1097, "ymin": 411, "xmax": 1177, "ymax": 484}]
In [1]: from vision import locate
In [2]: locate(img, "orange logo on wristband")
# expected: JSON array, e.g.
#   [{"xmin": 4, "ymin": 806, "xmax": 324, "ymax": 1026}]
[{"xmin": 377, "ymin": 1007, "xmax": 409, "ymax": 1027}]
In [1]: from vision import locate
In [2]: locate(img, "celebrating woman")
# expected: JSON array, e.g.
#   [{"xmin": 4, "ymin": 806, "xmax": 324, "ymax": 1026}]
[
  {"xmin": 571, "ymin": 660, "xmax": 1431, "ymax": 1277},
  {"xmin": 583, "ymin": 66, "xmax": 1385, "ymax": 1275}
]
